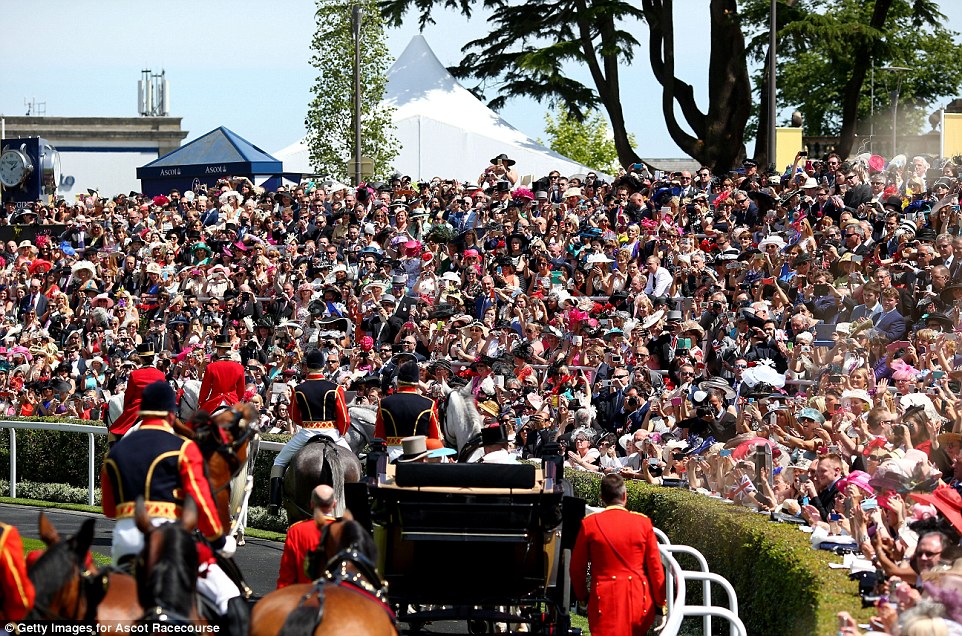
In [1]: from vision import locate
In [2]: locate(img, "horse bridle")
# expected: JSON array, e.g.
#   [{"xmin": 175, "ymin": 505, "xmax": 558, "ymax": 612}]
[
  {"xmin": 29, "ymin": 560, "xmax": 97, "ymax": 622},
  {"xmin": 203, "ymin": 406, "xmax": 256, "ymax": 497}
]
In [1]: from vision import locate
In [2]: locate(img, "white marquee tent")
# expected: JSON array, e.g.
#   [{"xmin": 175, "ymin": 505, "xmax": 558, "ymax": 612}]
[{"xmin": 274, "ymin": 35, "xmax": 596, "ymax": 181}]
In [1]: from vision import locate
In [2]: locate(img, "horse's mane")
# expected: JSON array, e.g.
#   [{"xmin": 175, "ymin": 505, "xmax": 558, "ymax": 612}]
[
  {"xmin": 445, "ymin": 383, "xmax": 482, "ymax": 451},
  {"xmin": 27, "ymin": 541, "xmax": 78, "ymax": 616},
  {"xmin": 138, "ymin": 523, "xmax": 198, "ymax": 616},
  {"xmin": 338, "ymin": 519, "xmax": 377, "ymax": 564}
]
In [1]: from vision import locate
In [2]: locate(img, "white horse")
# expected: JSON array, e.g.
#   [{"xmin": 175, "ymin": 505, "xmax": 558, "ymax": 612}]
[{"xmin": 443, "ymin": 382, "xmax": 483, "ymax": 460}]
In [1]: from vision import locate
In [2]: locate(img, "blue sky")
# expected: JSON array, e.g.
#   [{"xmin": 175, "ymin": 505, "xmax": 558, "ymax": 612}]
[{"xmin": 2, "ymin": 0, "xmax": 961, "ymax": 162}]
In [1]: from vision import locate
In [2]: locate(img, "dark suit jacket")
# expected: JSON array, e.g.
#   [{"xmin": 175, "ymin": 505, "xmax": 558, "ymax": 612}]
[{"xmin": 874, "ymin": 309, "xmax": 907, "ymax": 341}]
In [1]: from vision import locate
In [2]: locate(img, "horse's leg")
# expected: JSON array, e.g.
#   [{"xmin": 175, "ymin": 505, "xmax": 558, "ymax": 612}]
[{"xmin": 228, "ymin": 462, "xmax": 249, "ymax": 541}]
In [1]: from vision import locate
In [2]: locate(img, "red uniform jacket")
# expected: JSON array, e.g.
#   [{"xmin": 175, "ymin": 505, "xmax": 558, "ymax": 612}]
[
  {"xmin": 101, "ymin": 418, "xmax": 224, "ymax": 542},
  {"xmin": 277, "ymin": 516, "xmax": 335, "ymax": 589},
  {"xmin": 198, "ymin": 358, "xmax": 246, "ymax": 415},
  {"xmin": 110, "ymin": 366, "xmax": 166, "ymax": 436},
  {"xmin": 569, "ymin": 505, "xmax": 666, "ymax": 636},
  {"xmin": 0, "ymin": 522, "xmax": 35, "ymax": 620}
]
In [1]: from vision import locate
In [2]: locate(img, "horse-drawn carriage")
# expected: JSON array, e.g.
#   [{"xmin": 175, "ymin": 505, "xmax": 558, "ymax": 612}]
[{"xmin": 345, "ymin": 461, "xmax": 586, "ymax": 635}]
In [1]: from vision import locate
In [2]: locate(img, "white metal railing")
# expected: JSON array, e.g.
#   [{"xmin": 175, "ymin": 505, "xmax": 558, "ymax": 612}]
[
  {"xmin": 0, "ymin": 420, "xmax": 285, "ymax": 509},
  {"xmin": 656, "ymin": 527, "xmax": 747, "ymax": 636},
  {"xmin": 1, "ymin": 420, "xmax": 106, "ymax": 507}
]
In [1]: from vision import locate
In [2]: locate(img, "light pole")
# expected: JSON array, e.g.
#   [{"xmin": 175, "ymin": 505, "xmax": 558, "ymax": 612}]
[
  {"xmin": 881, "ymin": 66, "xmax": 910, "ymax": 157},
  {"xmin": 767, "ymin": 0, "xmax": 777, "ymax": 168},
  {"xmin": 352, "ymin": 4, "xmax": 362, "ymax": 187}
]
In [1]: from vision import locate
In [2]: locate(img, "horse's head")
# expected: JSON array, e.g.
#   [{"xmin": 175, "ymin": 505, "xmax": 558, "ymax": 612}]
[
  {"xmin": 27, "ymin": 513, "xmax": 96, "ymax": 620},
  {"xmin": 134, "ymin": 496, "xmax": 199, "ymax": 618}
]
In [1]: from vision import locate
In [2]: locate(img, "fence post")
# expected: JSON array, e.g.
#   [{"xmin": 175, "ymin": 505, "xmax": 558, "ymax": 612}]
[
  {"xmin": 88, "ymin": 433, "xmax": 96, "ymax": 507},
  {"xmin": 9, "ymin": 428, "xmax": 15, "ymax": 499}
]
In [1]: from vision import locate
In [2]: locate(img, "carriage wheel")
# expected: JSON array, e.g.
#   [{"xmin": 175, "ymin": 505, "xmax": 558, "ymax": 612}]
[{"xmin": 467, "ymin": 619, "xmax": 489, "ymax": 634}]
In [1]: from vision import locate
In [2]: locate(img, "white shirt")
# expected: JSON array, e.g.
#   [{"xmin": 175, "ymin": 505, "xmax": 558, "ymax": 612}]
[{"xmin": 645, "ymin": 266, "xmax": 673, "ymax": 297}]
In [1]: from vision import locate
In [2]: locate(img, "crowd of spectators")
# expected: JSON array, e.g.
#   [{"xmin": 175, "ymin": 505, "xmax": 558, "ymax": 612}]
[{"xmin": 6, "ymin": 148, "xmax": 962, "ymax": 633}]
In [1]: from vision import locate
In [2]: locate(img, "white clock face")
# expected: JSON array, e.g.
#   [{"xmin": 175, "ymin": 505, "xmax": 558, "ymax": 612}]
[{"xmin": 0, "ymin": 150, "xmax": 30, "ymax": 188}]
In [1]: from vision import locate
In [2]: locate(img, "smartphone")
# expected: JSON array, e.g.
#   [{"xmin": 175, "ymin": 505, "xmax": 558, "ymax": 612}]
[
  {"xmin": 786, "ymin": 342, "xmax": 794, "ymax": 351},
  {"xmin": 886, "ymin": 340, "xmax": 911, "ymax": 353},
  {"xmin": 844, "ymin": 498, "xmax": 853, "ymax": 515},
  {"xmin": 761, "ymin": 277, "xmax": 776, "ymax": 285},
  {"xmin": 660, "ymin": 206, "xmax": 672, "ymax": 216},
  {"xmin": 798, "ymin": 473, "xmax": 810, "ymax": 484},
  {"xmin": 813, "ymin": 284, "xmax": 830, "ymax": 296},
  {"xmin": 933, "ymin": 371, "xmax": 946, "ymax": 380},
  {"xmin": 799, "ymin": 150, "xmax": 808, "ymax": 157},
  {"xmin": 647, "ymin": 457, "xmax": 660, "ymax": 467},
  {"xmin": 719, "ymin": 449, "xmax": 733, "ymax": 457},
  {"xmin": 572, "ymin": 335, "xmax": 583, "ymax": 346},
  {"xmin": 671, "ymin": 397, "xmax": 682, "ymax": 407},
  {"xmin": 851, "ymin": 255, "xmax": 863, "ymax": 263},
  {"xmin": 828, "ymin": 375, "xmax": 842, "ymax": 384},
  {"xmin": 861, "ymin": 499, "xmax": 879, "ymax": 512}
]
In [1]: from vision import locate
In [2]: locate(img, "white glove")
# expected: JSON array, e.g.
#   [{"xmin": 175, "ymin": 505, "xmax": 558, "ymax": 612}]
[
  {"xmin": 653, "ymin": 615, "xmax": 668, "ymax": 633},
  {"xmin": 218, "ymin": 535, "xmax": 237, "ymax": 558}
]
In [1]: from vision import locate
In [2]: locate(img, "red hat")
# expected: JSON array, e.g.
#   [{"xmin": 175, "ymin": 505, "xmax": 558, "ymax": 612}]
[
  {"xmin": 911, "ymin": 486, "xmax": 962, "ymax": 535},
  {"xmin": 360, "ymin": 336, "xmax": 374, "ymax": 352}
]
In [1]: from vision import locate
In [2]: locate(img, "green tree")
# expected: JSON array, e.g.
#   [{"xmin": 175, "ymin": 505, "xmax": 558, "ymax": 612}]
[
  {"xmin": 540, "ymin": 105, "xmax": 630, "ymax": 174},
  {"xmin": 306, "ymin": 0, "xmax": 398, "ymax": 182},
  {"xmin": 745, "ymin": 0, "xmax": 962, "ymax": 159}
]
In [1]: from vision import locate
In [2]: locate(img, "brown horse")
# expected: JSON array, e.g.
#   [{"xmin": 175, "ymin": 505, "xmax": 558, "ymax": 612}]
[
  {"xmin": 250, "ymin": 512, "xmax": 396, "ymax": 636},
  {"xmin": 134, "ymin": 495, "xmax": 205, "ymax": 625},
  {"xmin": 180, "ymin": 402, "xmax": 259, "ymax": 536},
  {"xmin": 26, "ymin": 513, "xmax": 141, "ymax": 630},
  {"xmin": 284, "ymin": 437, "xmax": 363, "ymax": 522}
]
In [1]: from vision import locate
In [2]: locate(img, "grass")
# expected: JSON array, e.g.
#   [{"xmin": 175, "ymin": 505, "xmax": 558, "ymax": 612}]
[
  {"xmin": 0, "ymin": 497, "xmax": 287, "ymax": 542},
  {"xmin": 21, "ymin": 536, "xmax": 112, "ymax": 567}
]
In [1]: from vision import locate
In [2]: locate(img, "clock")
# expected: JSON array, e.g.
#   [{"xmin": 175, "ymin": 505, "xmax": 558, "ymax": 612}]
[{"xmin": 0, "ymin": 145, "xmax": 34, "ymax": 189}]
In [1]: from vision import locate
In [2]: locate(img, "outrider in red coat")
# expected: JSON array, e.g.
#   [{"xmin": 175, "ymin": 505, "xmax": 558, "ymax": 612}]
[
  {"xmin": 110, "ymin": 362, "xmax": 165, "ymax": 438},
  {"xmin": 0, "ymin": 522, "xmax": 35, "ymax": 620},
  {"xmin": 276, "ymin": 514, "xmax": 336, "ymax": 589},
  {"xmin": 198, "ymin": 356, "xmax": 246, "ymax": 415},
  {"xmin": 570, "ymin": 504, "xmax": 667, "ymax": 636}
]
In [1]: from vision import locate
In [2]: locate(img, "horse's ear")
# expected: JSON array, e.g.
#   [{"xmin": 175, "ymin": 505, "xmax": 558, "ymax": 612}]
[
  {"xmin": 73, "ymin": 518, "xmax": 96, "ymax": 561},
  {"xmin": 38, "ymin": 512, "xmax": 60, "ymax": 546},
  {"xmin": 181, "ymin": 495, "xmax": 198, "ymax": 533},
  {"xmin": 341, "ymin": 508, "xmax": 354, "ymax": 521},
  {"xmin": 239, "ymin": 403, "xmax": 258, "ymax": 428},
  {"xmin": 134, "ymin": 496, "xmax": 151, "ymax": 534}
]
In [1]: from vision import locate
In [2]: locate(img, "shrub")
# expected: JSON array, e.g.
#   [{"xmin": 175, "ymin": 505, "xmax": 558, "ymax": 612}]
[
  {"xmin": 0, "ymin": 418, "xmax": 108, "ymax": 486},
  {"xmin": 0, "ymin": 478, "xmax": 100, "ymax": 505},
  {"xmin": 568, "ymin": 472, "xmax": 871, "ymax": 636}
]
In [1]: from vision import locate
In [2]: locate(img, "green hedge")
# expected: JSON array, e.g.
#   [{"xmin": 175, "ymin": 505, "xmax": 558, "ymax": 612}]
[
  {"xmin": 568, "ymin": 472, "xmax": 871, "ymax": 636},
  {"xmin": 0, "ymin": 417, "xmax": 108, "ymax": 486}
]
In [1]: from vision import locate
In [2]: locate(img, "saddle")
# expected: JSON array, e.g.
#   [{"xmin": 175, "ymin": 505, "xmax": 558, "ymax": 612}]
[{"xmin": 304, "ymin": 434, "xmax": 339, "ymax": 447}]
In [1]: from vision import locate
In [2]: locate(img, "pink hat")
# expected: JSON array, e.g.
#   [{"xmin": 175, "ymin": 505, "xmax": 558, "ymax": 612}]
[
  {"xmin": 360, "ymin": 336, "xmax": 374, "ymax": 352},
  {"xmin": 838, "ymin": 470, "xmax": 874, "ymax": 496},
  {"xmin": 404, "ymin": 240, "xmax": 420, "ymax": 255},
  {"xmin": 464, "ymin": 249, "xmax": 479, "ymax": 259}
]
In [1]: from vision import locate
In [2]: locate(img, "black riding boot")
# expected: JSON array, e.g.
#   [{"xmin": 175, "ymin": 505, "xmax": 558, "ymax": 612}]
[
  {"xmin": 268, "ymin": 475, "xmax": 284, "ymax": 516},
  {"xmin": 224, "ymin": 596, "xmax": 250, "ymax": 636}
]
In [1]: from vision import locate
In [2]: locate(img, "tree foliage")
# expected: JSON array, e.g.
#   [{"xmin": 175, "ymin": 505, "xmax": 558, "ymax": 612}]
[
  {"xmin": 306, "ymin": 0, "xmax": 398, "ymax": 182},
  {"xmin": 744, "ymin": 0, "xmax": 962, "ymax": 158},
  {"xmin": 540, "ymin": 105, "xmax": 630, "ymax": 174}
]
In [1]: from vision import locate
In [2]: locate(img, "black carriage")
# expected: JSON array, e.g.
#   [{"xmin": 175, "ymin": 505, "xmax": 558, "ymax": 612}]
[{"xmin": 345, "ymin": 462, "xmax": 586, "ymax": 635}]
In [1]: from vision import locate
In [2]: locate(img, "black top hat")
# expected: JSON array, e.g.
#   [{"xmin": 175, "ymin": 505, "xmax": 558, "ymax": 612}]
[
  {"xmin": 396, "ymin": 360, "xmax": 420, "ymax": 385},
  {"xmin": 305, "ymin": 349, "xmax": 325, "ymax": 369},
  {"xmin": 136, "ymin": 343, "xmax": 156, "ymax": 357},
  {"xmin": 214, "ymin": 335, "xmax": 233, "ymax": 348},
  {"xmin": 139, "ymin": 381, "xmax": 177, "ymax": 415},
  {"xmin": 481, "ymin": 423, "xmax": 509, "ymax": 446},
  {"xmin": 883, "ymin": 196, "xmax": 904, "ymax": 213}
]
